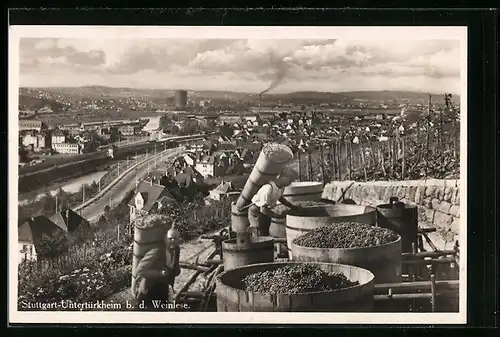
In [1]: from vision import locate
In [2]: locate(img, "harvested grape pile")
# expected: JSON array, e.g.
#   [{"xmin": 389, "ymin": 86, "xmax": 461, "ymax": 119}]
[
  {"xmin": 262, "ymin": 143, "xmax": 293, "ymax": 163},
  {"xmin": 273, "ymin": 200, "xmax": 328, "ymax": 213},
  {"xmin": 241, "ymin": 264, "xmax": 359, "ymax": 294},
  {"xmin": 293, "ymin": 222, "xmax": 399, "ymax": 249}
]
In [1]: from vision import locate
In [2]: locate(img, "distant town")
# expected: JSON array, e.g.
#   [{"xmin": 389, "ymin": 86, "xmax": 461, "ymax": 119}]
[{"xmin": 17, "ymin": 86, "xmax": 460, "ymax": 313}]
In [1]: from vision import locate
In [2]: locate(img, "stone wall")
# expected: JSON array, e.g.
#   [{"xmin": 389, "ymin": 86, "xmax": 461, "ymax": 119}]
[{"xmin": 322, "ymin": 179, "xmax": 461, "ymax": 249}]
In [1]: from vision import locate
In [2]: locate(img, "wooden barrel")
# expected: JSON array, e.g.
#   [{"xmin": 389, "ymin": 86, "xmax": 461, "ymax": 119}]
[
  {"xmin": 222, "ymin": 235, "xmax": 275, "ymax": 271},
  {"xmin": 231, "ymin": 203, "xmax": 250, "ymax": 233},
  {"xmin": 235, "ymin": 143, "xmax": 293, "ymax": 209},
  {"xmin": 131, "ymin": 214, "xmax": 170, "ymax": 295},
  {"xmin": 269, "ymin": 217, "xmax": 286, "ymax": 238},
  {"xmin": 290, "ymin": 237, "xmax": 402, "ymax": 284},
  {"xmin": 376, "ymin": 197, "xmax": 418, "ymax": 254},
  {"xmin": 285, "ymin": 204, "xmax": 377, "ymax": 259},
  {"xmin": 216, "ymin": 261, "xmax": 375, "ymax": 312},
  {"xmin": 269, "ymin": 216, "xmax": 287, "ymax": 257},
  {"xmin": 282, "ymin": 181, "xmax": 324, "ymax": 202}
]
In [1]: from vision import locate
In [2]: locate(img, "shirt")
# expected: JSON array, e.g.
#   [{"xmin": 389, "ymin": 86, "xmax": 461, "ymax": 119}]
[{"xmin": 251, "ymin": 181, "xmax": 284, "ymax": 208}]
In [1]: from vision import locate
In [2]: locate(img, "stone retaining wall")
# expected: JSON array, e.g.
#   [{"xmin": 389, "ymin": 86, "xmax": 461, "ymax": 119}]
[{"xmin": 322, "ymin": 179, "xmax": 462, "ymax": 249}]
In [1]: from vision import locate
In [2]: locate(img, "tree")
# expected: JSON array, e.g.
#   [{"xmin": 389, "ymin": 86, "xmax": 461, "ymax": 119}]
[
  {"xmin": 159, "ymin": 114, "xmax": 174, "ymax": 131},
  {"xmin": 37, "ymin": 231, "xmax": 68, "ymax": 259},
  {"xmin": 181, "ymin": 120, "xmax": 201, "ymax": 135},
  {"xmin": 19, "ymin": 147, "xmax": 29, "ymax": 162},
  {"xmin": 219, "ymin": 123, "xmax": 234, "ymax": 138}
]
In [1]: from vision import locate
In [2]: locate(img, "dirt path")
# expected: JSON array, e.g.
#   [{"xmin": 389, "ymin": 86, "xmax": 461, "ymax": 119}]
[{"xmin": 105, "ymin": 228, "xmax": 221, "ymax": 310}]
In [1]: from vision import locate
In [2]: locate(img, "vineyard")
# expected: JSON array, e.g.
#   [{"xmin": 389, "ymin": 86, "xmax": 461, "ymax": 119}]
[
  {"xmin": 293, "ymin": 100, "xmax": 460, "ymax": 183},
  {"xmin": 295, "ymin": 128, "xmax": 460, "ymax": 183}
]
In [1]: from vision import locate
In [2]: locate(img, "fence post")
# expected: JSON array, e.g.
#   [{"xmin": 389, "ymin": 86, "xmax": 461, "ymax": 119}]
[
  {"xmin": 319, "ymin": 144, "xmax": 326, "ymax": 184},
  {"xmin": 360, "ymin": 142, "xmax": 367, "ymax": 181},
  {"xmin": 387, "ymin": 140, "xmax": 393, "ymax": 178},
  {"xmin": 348, "ymin": 140, "xmax": 353, "ymax": 180},
  {"xmin": 379, "ymin": 143, "xmax": 386, "ymax": 178},
  {"xmin": 402, "ymin": 138, "xmax": 406, "ymax": 180},
  {"xmin": 297, "ymin": 150, "xmax": 302, "ymax": 181}
]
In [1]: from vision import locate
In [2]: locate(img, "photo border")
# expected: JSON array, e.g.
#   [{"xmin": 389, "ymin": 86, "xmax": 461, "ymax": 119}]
[{"xmin": 6, "ymin": 7, "xmax": 498, "ymax": 328}]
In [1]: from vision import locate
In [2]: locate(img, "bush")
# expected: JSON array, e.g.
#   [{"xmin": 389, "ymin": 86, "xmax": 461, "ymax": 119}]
[{"xmin": 18, "ymin": 238, "xmax": 132, "ymax": 310}]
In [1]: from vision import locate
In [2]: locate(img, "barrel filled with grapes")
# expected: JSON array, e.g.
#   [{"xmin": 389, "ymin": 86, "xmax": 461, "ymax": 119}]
[
  {"xmin": 216, "ymin": 261, "xmax": 375, "ymax": 312},
  {"xmin": 290, "ymin": 222, "xmax": 402, "ymax": 284}
]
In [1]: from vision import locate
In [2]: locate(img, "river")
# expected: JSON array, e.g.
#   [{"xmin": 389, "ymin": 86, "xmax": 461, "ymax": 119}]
[
  {"xmin": 143, "ymin": 115, "xmax": 161, "ymax": 132},
  {"xmin": 19, "ymin": 170, "xmax": 108, "ymax": 205}
]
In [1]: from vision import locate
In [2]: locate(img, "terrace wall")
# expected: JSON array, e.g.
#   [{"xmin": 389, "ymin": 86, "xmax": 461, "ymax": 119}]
[{"xmin": 322, "ymin": 179, "xmax": 461, "ymax": 250}]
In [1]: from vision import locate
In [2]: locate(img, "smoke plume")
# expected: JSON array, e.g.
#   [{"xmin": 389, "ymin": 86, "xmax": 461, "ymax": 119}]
[{"xmin": 259, "ymin": 55, "xmax": 292, "ymax": 96}]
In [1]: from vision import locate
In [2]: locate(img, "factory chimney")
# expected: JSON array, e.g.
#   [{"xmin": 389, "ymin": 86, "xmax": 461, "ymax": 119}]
[{"xmin": 259, "ymin": 93, "xmax": 262, "ymax": 112}]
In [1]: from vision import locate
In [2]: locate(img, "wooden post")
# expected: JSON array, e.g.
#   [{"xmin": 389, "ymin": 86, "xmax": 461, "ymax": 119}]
[
  {"xmin": 426, "ymin": 95, "xmax": 432, "ymax": 170},
  {"xmin": 402, "ymin": 138, "xmax": 406, "ymax": 180},
  {"xmin": 336, "ymin": 141, "xmax": 341, "ymax": 180},
  {"xmin": 348, "ymin": 140, "xmax": 353, "ymax": 180},
  {"xmin": 297, "ymin": 150, "xmax": 302, "ymax": 181},
  {"xmin": 360, "ymin": 143, "xmax": 368, "ymax": 181},
  {"xmin": 331, "ymin": 143, "xmax": 337, "ymax": 180},
  {"xmin": 430, "ymin": 274, "xmax": 437, "ymax": 312},
  {"xmin": 370, "ymin": 141, "xmax": 376, "ymax": 168},
  {"xmin": 388, "ymin": 140, "xmax": 393, "ymax": 177},
  {"xmin": 319, "ymin": 144, "xmax": 326, "ymax": 184},
  {"xmin": 307, "ymin": 150, "xmax": 313, "ymax": 181}
]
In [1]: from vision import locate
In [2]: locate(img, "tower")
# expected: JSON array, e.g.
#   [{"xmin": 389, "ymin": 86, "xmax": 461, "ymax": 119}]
[{"xmin": 175, "ymin": 90, "xmax": 188, "ymax": 110}]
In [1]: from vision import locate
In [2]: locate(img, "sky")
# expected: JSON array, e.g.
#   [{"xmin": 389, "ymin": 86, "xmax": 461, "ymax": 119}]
[{"xmin": 19, "ymin": 38, "xmax": 462, "ymax": 94}]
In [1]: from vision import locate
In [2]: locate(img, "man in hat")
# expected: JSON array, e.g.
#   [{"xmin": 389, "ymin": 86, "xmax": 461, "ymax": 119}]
[
  {"xmin": 134, "ymin": 227, "xmax": 181, "ymax": 311},
  {"xmin": 246, "ymin": 167, "xmax": 301, "ymax": 236}
]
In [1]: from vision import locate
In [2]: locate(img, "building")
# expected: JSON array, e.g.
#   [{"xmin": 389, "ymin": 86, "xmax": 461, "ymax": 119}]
[
  {"xmin": 128, "ymin": 181, "xmax": 176, "ymax": 224},
  {"xmin": 206, "ymin": 181, "xmax": 239, "ymax": 203},
  {"xmin": 195, "ymin": 155, "xmax": 216, "ymax": 177},
  {"xmin": 18, "ymin": 209, "xmax": 89, "ymax": 263},
  {"xmin": 53, "ymin": 143, "xmax": 81, "ymax": 154},
  {"xmin": 60, "ymin": 124, "xmax": 82, "ymax": 137},
  {"xmin": 22, "ymin": 132, "xmax": 50, "ymax": 152},
  {"xmin": 51, "ymin": 129, "xmax": 66, "ymax": 148},
  {"xmin": 18, "ymin": 216, "xmax": 61, "ymax": 263},
  {"xmin": 219, "ymin": 115, "xmax": 243, "ymax": 124},
  {"xmin": 49, "ymin": 208, "xmax": 90, "ymax": 234},
  {"xmin": 118, "ymin": 125, "xmax": 141, "ymax": 136},
  {"xmin": 19, "ymin": 120, "xmax": 46, "ymax": 132},
  {"xmin": 175, "ymin": 90, "xmax": 188, "ymax": 110}
]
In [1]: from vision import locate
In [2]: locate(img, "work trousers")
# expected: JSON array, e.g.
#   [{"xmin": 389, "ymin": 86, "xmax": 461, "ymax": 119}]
[{"xmin": 248, "ymin": 204, "xmax": 272, "ymax": 236}]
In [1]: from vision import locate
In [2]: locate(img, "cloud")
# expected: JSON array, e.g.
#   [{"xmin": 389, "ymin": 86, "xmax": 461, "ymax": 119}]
[{"xmin": 19, "ymin": 38, "xmax": 462, "ymax": 94}]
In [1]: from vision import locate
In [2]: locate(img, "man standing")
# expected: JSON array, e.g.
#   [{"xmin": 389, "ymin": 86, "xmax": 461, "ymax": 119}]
[
  {"xmin": 246, "ymin": 167, "xmax": 300, "ymax": 236},
  {"xmin": 134, "ymin": 225, "xmax": 181, "ymax": 311}
]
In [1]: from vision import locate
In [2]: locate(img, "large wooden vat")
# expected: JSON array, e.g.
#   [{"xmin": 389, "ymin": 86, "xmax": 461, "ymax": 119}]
[
  {"xmin": 282, "ymin": 181, "xmax": 324, "ymax": 202},
  {"xmin": 222, "ymin": 233, "xmax": 275, "ymax": 271},
  {"xmin": 290, "ymin": 237, "xmax": 402, "ymax": 284},
  {"xmin": 285, "ymin": 204, "xmax": 376, "ymax": 259},
  {"xmin": 216, "ymin": 261, "xmax": 375, "ymax": 312}
]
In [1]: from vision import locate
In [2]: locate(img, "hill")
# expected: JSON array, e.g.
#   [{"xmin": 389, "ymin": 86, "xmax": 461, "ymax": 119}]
[
  {"xmin": 20, "ymin": 86, "xmax": 460, "ymax": 105},
  {"xmin": 18, "ymin": 94, "xmax": 65, "ymax": 112}
]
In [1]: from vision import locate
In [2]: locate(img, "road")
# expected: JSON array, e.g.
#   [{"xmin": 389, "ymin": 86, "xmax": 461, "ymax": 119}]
[{"xmin": 79, "ymin": 147, "xmax": 184, "ymax": 222}]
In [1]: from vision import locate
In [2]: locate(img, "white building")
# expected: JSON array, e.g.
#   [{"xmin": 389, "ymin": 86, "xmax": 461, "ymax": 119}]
[
  {"xmin": 53, "ymin": 143, "xmax": 81, "ymax": 154},
  {"xmin": 22, "ymin": 132, "xmax": 50, "ymax": 152},
  {"xmin": 195, "ymin": 155, "xmax": 216, "ymax": 177},
  {"xmin": 51, "ymin": 130, "xmax": 66, "ymax": 148}
]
